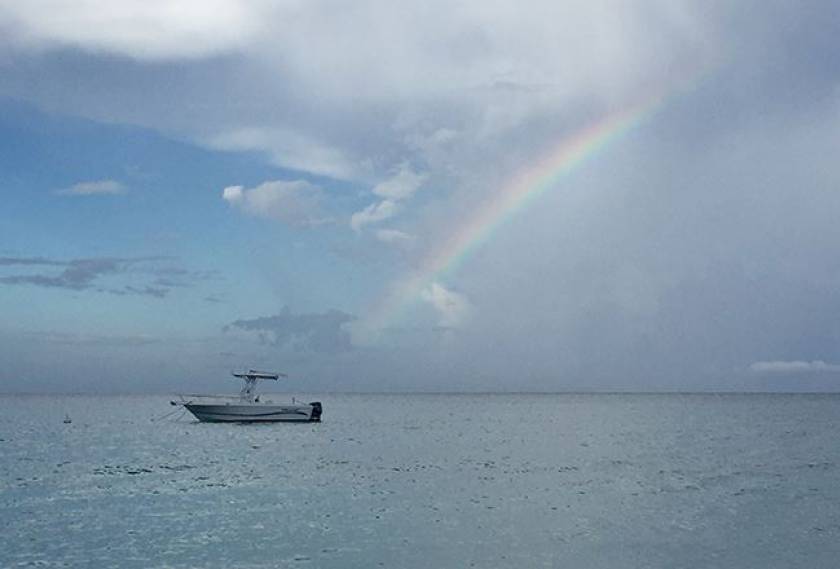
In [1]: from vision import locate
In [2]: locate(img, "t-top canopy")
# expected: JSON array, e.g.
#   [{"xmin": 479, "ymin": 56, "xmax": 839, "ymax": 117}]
[{"xmin": 232, "ymin": 370, "xmax": 287, "ymax": 381}]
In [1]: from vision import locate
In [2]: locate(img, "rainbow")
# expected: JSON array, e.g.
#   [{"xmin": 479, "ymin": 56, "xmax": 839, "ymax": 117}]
[{"xmin": 363, "ymin": 86, "xmax": 684, "ymax": 336}]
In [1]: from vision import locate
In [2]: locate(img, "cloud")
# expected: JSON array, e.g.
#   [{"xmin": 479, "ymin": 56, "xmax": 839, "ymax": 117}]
[
  {"xmin": 0, "ymin": 256, "xmax": 196, "ymax": 297},
  {"xmin": 749, "ymin": 360, "xmax": 840, "ymax": 374},
  {"xmin": 0, "ymin": 1, "xmax": 716, "ymax": 189},
  {"xmin": 118, "ymin": 285, "xmax": 169, "ymax": 298},
  {"xmin": 372, "ymin": 164, "xmax": 427, "ymax": 201},
  {"xmin": 350, "ymin": 200, "xmax": 399, "ymax": 232},
  {"xmin": 421, "ymin": 282, "xmax": 471, "ymax": 328},
  {"xmin": 222, "ymin": 185, "xmax": 243, "ymax": 202},
  {"xmin": 0, "ymin": 0, "xmax": 262, "ymax": 61},
  {"xmin": 0, "ymin": 257, "xmax": 140, "ymax": 290},
  {"xmin": 375, "ymin": 229, "xmax": 415, "ymax": 245},
  {"xmin": 55, "ymin": 179, "xmax": 126, "ymax": 196},
  {"xmin": 351, "ymin": 164, "xmax": 426, "ymax": 232},
  {"xmin": 222, "ymin": 180, "xmax": 328, "ymax": 226},
  {"xmin": 208, "ymin": 127, "xmax": 363, "ymax": 181},
  {"xmin": 225, "ymin": 307, "xmax": 356, "ymax": 354},
  {"xmin": 0, "ymin": 257, "xmax": 65, "ymax": 267},
  {"xmin": 8, "ymin": 3, "xmax": 840, "ymax": 391}
]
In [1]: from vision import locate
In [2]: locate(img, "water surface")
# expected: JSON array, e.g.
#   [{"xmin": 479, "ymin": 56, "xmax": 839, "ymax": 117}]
[{"xmin": 1, "ymin": 394, "xmax": 838, "ymax": 567}]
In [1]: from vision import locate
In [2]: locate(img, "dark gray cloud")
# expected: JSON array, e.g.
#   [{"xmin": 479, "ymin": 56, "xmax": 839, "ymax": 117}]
[
  {"xmin": 116, "ymin": 285, "xmax": 169, "ymax": 298},
  {"xmin": 226, "ymin": 308, "xmax": 356, "ymax": 354},
  {"xmin": 1, "ymin": 257, "xmax": 142, "ymax": 289},
  {"xmin": 0, "ymin": 256, "xmax": 203, "ymax": 298}
]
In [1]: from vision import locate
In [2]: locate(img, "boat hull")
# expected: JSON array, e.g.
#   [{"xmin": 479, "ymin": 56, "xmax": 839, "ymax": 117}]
[{"xmin": 184, "ymin": 402, "xmax": 321, "ymax": 423}]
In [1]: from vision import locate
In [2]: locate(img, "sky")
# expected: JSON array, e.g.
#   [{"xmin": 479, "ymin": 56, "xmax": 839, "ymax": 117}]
[{"xmin": 2, "ymin": 1, "xmax": 840, "ymax": 393}]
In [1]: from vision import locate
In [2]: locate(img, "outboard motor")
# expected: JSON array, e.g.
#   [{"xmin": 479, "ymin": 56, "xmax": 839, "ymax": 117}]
[{"xmin": 309, "ymin": 401, "xmax": 323, "ymax": 422}]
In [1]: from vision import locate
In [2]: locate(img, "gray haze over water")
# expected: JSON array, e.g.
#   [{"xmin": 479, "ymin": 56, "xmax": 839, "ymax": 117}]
[{"xmin": 2, "ymin": 393, "xmax": 839, "ymax": 568}]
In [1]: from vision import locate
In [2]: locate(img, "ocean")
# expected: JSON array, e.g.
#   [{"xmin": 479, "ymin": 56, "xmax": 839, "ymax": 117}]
[{"xmin": 1, "ymin": 393, "xmax": 839, "ymax": 568}]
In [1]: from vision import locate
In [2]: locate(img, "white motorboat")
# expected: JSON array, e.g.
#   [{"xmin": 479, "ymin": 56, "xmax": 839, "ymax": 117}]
[{"xmin": 171, "ymin": 370, "xmax": 322, "ymax": 423}]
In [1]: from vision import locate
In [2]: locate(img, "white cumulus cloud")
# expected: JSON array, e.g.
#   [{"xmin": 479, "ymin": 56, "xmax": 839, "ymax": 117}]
[
  {"xmin": 351, "ymin": 200, "xmax": 399, "ymax": 232},
  {"xmin": 351, "ymin": 164, "xmax": 426, "ymax": 232},
  {"xmin": 221, "ymin": 185, "xmax": 243, "ymax": 202},
  {"xmin": 0, "ymin": 0, "xmax": 262, "ymax": 60},
  {"xmin": 222, "ymin": 180, "xmax": 328, "ymax": 226},
  {"xmin": 208, "ymin": 127, "xmax": 364, "ymax": 181},
  {"xmin": 372, "ymin": 164, "xmax": 427, "ymax": 201}
]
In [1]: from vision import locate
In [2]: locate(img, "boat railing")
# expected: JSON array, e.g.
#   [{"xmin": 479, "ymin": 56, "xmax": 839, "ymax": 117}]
[
  {"xmin": 171, "ymin": 393, "xmax": 247, "ymax": 405},
  {"xmin": 171, "ymin": 393, "xmax": 286, "ymax": 405},
  {"xmin": 176, "ymin": 393, "xmax": 243, "ymax": 399}
]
